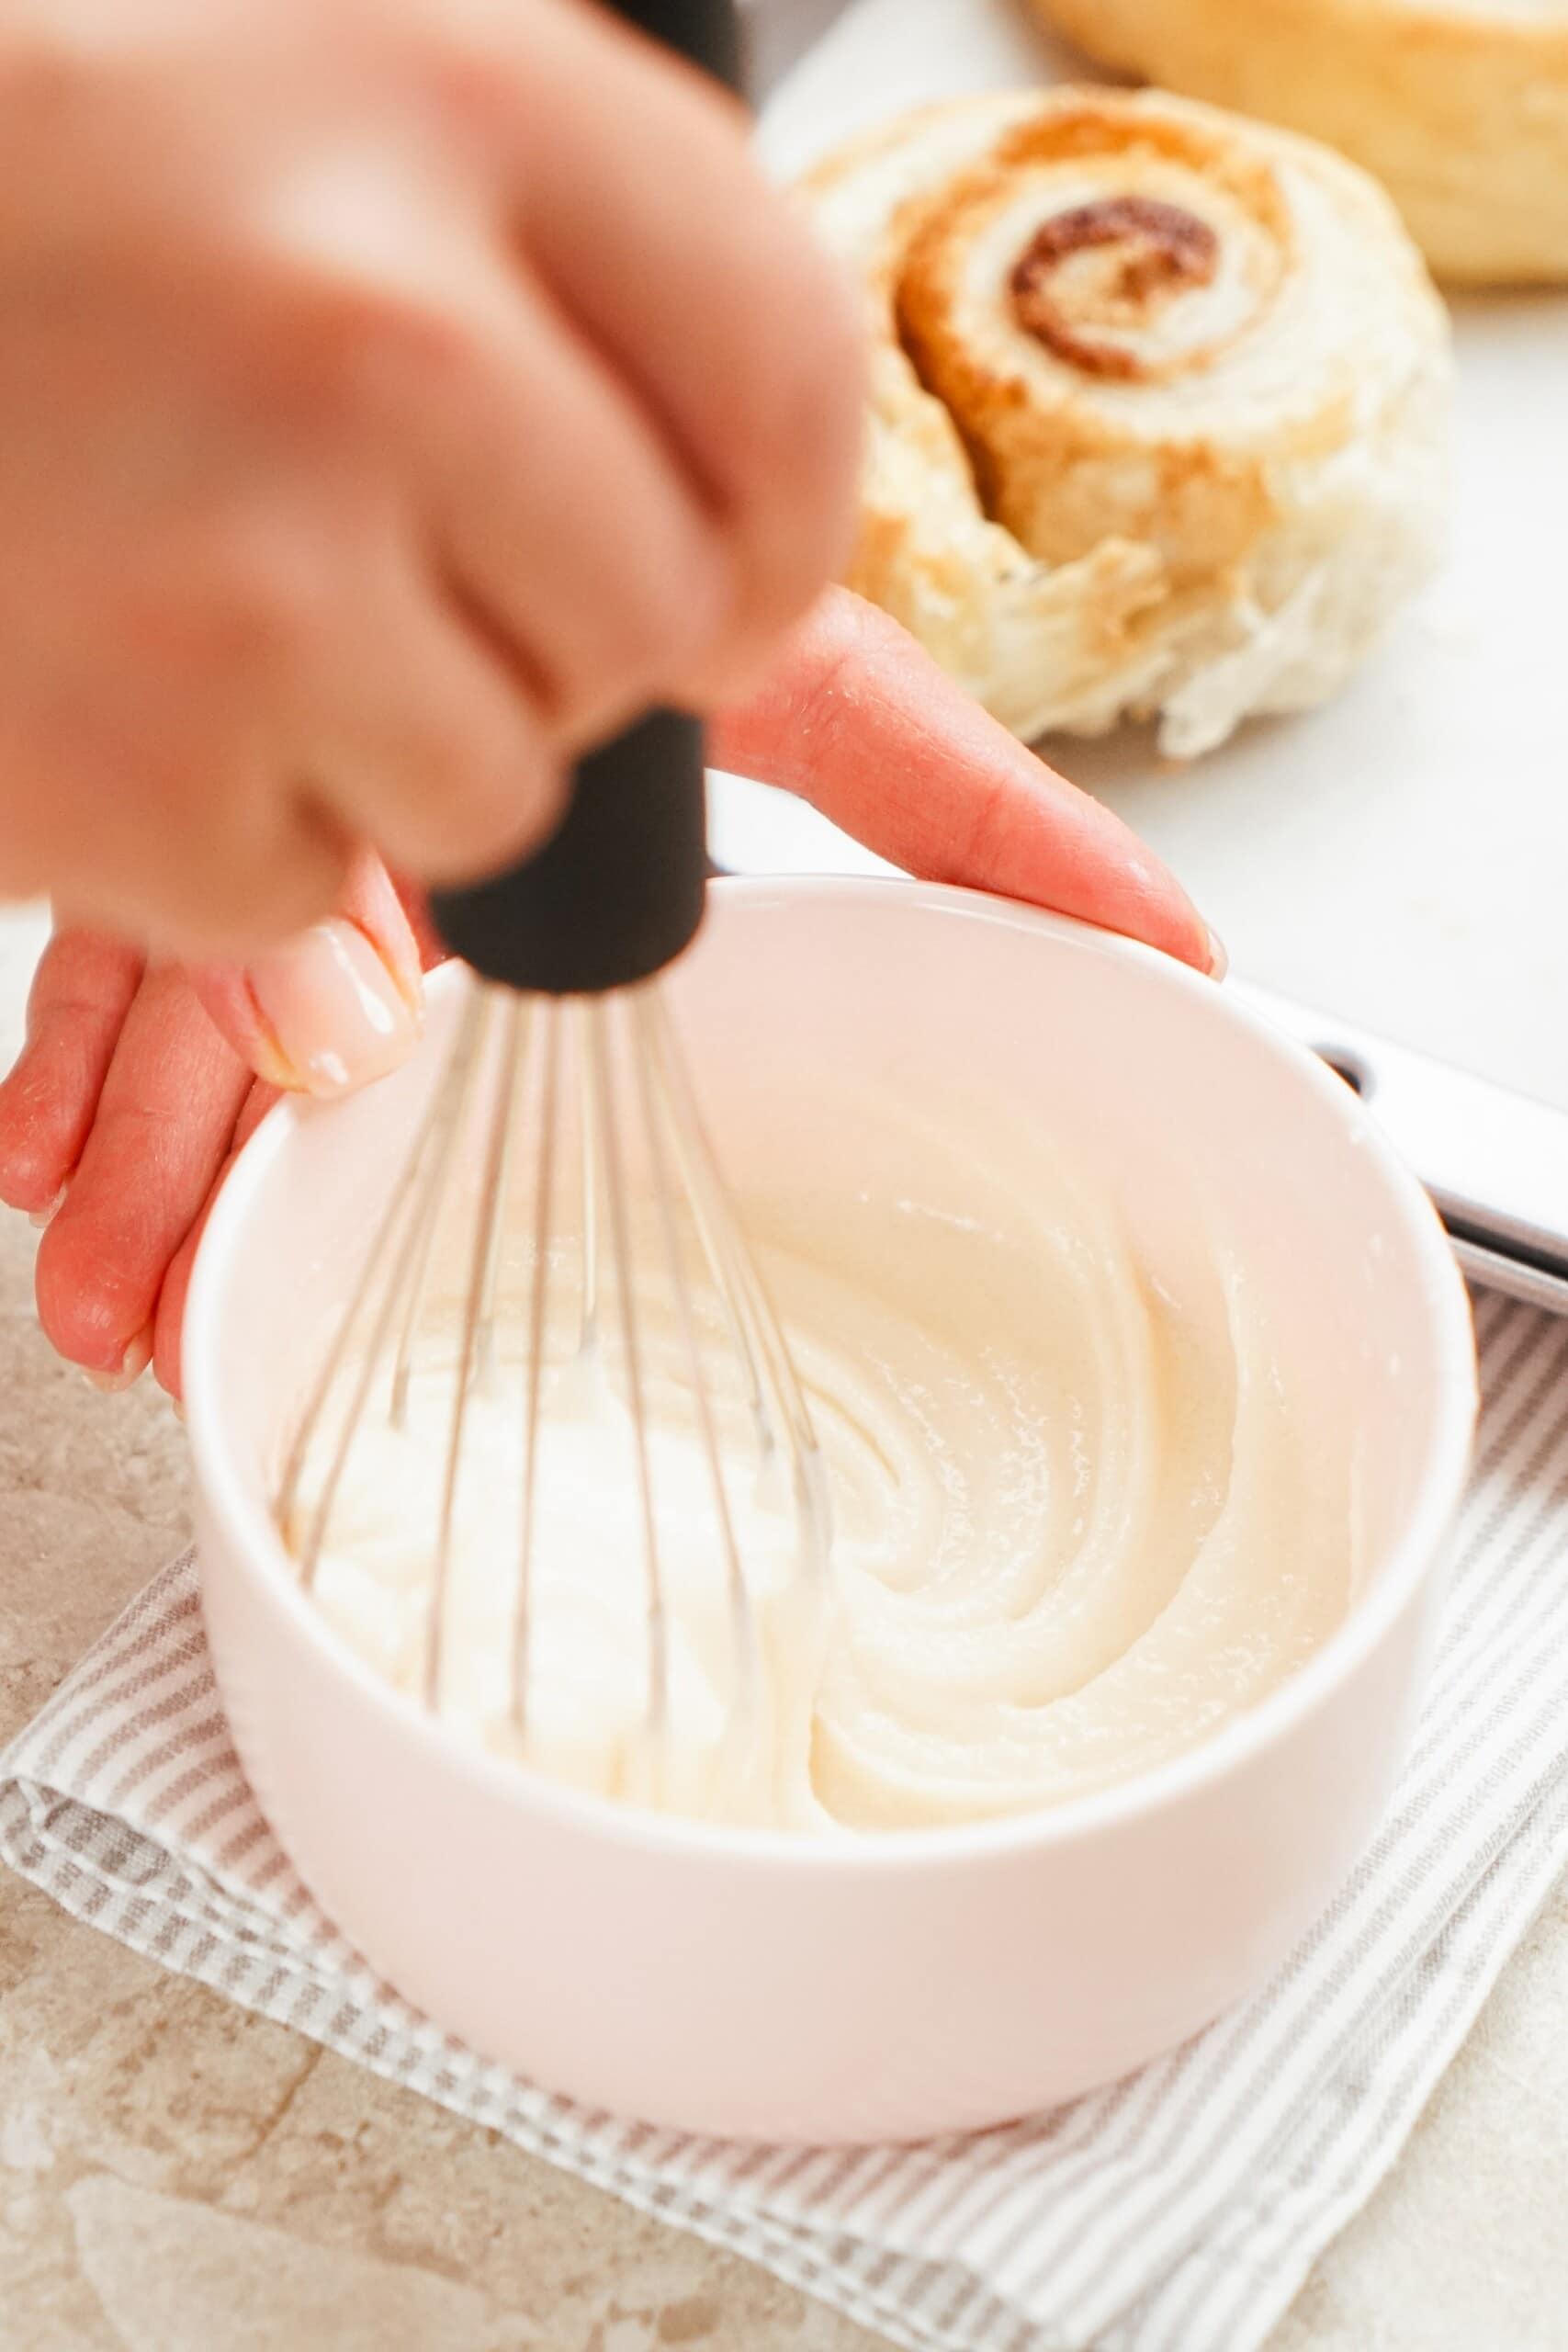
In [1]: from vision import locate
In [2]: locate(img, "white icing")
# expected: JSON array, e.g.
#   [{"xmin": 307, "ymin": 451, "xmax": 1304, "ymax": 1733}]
[{"xmin": 288, "ymin": 1082, "xmax": 1352, "ymax": 1832}]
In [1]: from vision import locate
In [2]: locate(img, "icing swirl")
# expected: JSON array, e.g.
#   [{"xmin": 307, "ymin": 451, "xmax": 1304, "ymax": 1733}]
[{"xmin": 289, "ymin": 1079, "xmax": 1354, "ymax": 1833}]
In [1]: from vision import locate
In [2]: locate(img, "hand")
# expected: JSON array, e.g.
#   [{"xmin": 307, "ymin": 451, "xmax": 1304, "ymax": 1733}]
[
  {"xmin": 0, "ymin": 589, "xmax": 1220, "ymax": 1399},
  {"xmin": 0, "ymin": 0, "xmax": 861, "ymax": 954}
]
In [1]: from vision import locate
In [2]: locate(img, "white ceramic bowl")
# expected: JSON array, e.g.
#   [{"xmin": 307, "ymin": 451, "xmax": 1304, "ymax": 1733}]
[{"xmin": 186, "ymin": 878, "xmax": 1476, "ymax": 2144}]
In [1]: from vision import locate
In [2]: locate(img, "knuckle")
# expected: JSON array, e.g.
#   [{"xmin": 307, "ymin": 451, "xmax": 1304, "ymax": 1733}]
[
  {"xmin": 419, "ymin": 756, "xmax": 567, "ymax": 887},
  {"xmin": 197, "ymin": 573, "xmax": 315, "ymax": 687},
  {"xmin": 589, "ymin": 534, "xmax": 727, "ymax": 697},
  {"xmin": 715, "ymin": 266, "xmax": 864, "ymax": 629},
  {"xmin": 739, "ymin": 247, "xmax": 864, "ymax": 498},
  {"xmin": 34, "ymin": 1219, "xmax": 141, "ymax": 1368},
  {"xmin": 324, "ymin": 664, "xmax": 561, "ymax": 886},
  {"xmin": 260, "ymin": 834, "xmax": 354, "ymax": 944},
  {"xmin": 951, "ymin": 763, "xmax": 1018, "ymax": 881},
  {"xmin": 418, "ymin": 36, "xmax": 534, "ymax": 152},
  {"xmin": 0, "ymin": 1135, "xmax": 58, "ymax": 1219},
  {"xmin": 0, "ymin": 1061, "xmax": 73, "ymax": 1216},
  {"xmin": 171, "ymin": 862, "xmax": 261, "ymax": 947},
  {"xmin": 298, "ymin": 278, "xmax": 480, "ymax": 433},
  {"xmin": 119, "ymin": 534, "xmax": 326, "ymax": 695},
  {"xmin": 178, "ymin": 833, "xmax": 346, "ymax": 959}
]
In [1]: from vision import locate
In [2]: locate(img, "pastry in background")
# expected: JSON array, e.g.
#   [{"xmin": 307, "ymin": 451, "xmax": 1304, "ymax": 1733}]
[
  {"xmin": 802, "ymin": 89, "xmax": 1450, "ymax": 758},
  {"xmin": 1030, "ymin": 0, "xmax": 1568, "ymax": 286}
]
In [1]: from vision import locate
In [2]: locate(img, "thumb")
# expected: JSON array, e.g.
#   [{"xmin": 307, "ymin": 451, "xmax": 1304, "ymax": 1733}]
[{"xmin": 187, "ymin": 851, "xmax": 427, "ymax": 1097}]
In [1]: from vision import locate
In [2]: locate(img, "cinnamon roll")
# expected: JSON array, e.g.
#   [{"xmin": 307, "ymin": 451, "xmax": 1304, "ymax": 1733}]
[
  {"xmin": 1032, "ymin": 0, "xmax": 1568, "ymax": 285},
  {"xmin": 803, "ymin": 90, "xmax": 1450, "ymax": 758}
]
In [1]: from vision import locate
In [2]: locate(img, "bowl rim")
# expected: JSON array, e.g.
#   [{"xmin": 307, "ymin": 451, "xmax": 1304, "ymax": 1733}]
[{"xmin": 185, "ymin": 874, "xmax": 1478, "ymax": 1872}]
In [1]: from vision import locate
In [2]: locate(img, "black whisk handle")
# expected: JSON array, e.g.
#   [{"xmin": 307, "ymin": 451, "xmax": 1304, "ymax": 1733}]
[
  {"xmin": 602, "ymin": 0, "xmax": 743, "ymax": 86},
  {"xmin": 428, "ymin": 710, "xmax": 708, "ymax": 997}
]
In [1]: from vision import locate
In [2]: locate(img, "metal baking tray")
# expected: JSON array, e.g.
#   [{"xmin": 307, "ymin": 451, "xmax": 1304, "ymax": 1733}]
[{"xmin": 1235, "ymin": 983, "xmax": 1568, "ymax": 1316}]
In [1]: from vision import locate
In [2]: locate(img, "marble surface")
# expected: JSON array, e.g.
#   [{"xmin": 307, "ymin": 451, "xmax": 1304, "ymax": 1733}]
[{"xmin": 2, "ymin": 902, "xmax": 1567, "ymax": 2351}]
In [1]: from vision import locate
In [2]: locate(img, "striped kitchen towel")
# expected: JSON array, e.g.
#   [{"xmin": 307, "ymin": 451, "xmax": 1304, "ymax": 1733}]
[{"xmin": 5, "ymin": 1288, "xmax": 1568, "ymax": 2352}]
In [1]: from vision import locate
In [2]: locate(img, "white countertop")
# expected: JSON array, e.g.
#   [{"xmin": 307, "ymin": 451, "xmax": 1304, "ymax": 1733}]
[{"xmin": 750, "ymin": 0, "xmax": 1568, "ymax": 1114}]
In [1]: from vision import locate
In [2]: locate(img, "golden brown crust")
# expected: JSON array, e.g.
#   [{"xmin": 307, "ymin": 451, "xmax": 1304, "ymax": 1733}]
[
  {"xmin": 1030, "ymin": 0, "xmax": 1568, "ymax": 284},
  {"xmin": 800, "ymin": 86, "xmax": 1451, "ymax": 757}
]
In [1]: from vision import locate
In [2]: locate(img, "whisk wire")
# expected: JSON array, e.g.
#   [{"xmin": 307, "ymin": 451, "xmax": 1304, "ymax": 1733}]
[
  {"xmin": 588, "ymin": 1001, "xmax": 671, "ymax": 1782},
  {"xmin": 632, "ymin": 989, "xmax": 758, "ymax": 1748},
  {"xmin": 473, "ymin": 996, "xmax": 526, "ymax": 1395},
  {"xmin": 643, "ymin": 991, "xmax": 831, "ymax": 1577},
  {"xmin": 510, "ymin": 1001, "xmax": 561, "ymax": 1736},
  {"xmin": 280, "ymin": 983, "xmax": 490, "ymax": 1580},
  {"xmin": 387, "ymin": 999, "xmax": 497, "ymax": 1430},
  {"xmin": 575, "ymin": 1001, "xmax": 601, "ymax": 1360},
  {"xmin": 638, "ymin": 993, "xmax": 772, "ymax": 1449},
  {"xmin": 426, "ymin": 990, "xmax": 522, "ymax": 1708},
  {"xmin": 279, "ymin": 968, "xmax": 830, "ymax": 1806}
]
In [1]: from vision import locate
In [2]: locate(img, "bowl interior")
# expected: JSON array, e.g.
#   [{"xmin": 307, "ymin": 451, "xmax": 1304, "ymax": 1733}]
[{"xmin": 186, "ymin": 878, "xmax": 1474, "ymax": 1815}]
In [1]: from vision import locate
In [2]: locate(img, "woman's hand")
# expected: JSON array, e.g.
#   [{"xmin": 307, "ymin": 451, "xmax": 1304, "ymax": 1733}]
[
  {"xmin": 0, "ymin": 0, "xmax": 862, "ymax": 954},
  {"xmin": 0, "ymin": 590, "xmax": 1220, "ymax": 1399}
]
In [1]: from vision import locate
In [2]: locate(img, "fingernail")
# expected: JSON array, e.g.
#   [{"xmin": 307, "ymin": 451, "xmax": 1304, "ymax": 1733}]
[
  {"xmin": 1205, "ymin": 924, "xmax": 1229, "ymax": 981},
  {"xmin": 83, "ymin": 1327, "xmax": 152, "ymax": 1394},
  {"xmin": 28, "ymin": 1187, "xmax": 66, "ymax": 1230},
  {"xmin": 246, "ymin": 919, "xmax": 422, "ymax": 1099}
]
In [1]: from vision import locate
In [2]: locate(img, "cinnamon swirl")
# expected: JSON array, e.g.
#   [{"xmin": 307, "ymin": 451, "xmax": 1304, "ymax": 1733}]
[
  {"xmin": 804, "ymin": 90, "xmax": 1450, "ymax": 757},
  {"xmin": 1032, "ymin": 0, "xmax": 1568, "ymax": 285}
]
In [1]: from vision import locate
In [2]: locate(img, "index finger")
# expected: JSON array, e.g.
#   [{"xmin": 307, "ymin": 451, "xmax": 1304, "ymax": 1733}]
[{"xmin": 711, "ymin": 588, "xmax": 1224, "ymax": 977}]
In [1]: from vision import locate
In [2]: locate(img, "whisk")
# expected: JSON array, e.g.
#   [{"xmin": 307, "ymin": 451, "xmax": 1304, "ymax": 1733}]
[
  {"xmin": 272, "ymin": 812, "xmax": 832, "ymax": 1803},
  {"xmin": 273, "ymin": 6, "xmax": 832, "ymax": 1813}
]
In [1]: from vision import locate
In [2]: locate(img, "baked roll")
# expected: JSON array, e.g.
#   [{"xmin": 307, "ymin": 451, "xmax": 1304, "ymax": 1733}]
[
  {"xmin": 1031, "ymin": 0, "xmax": 1568, "ymax": 285},
  {"xmin": 803, "ymin": 89, "xmax": 1450, "ymax": 757}
]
